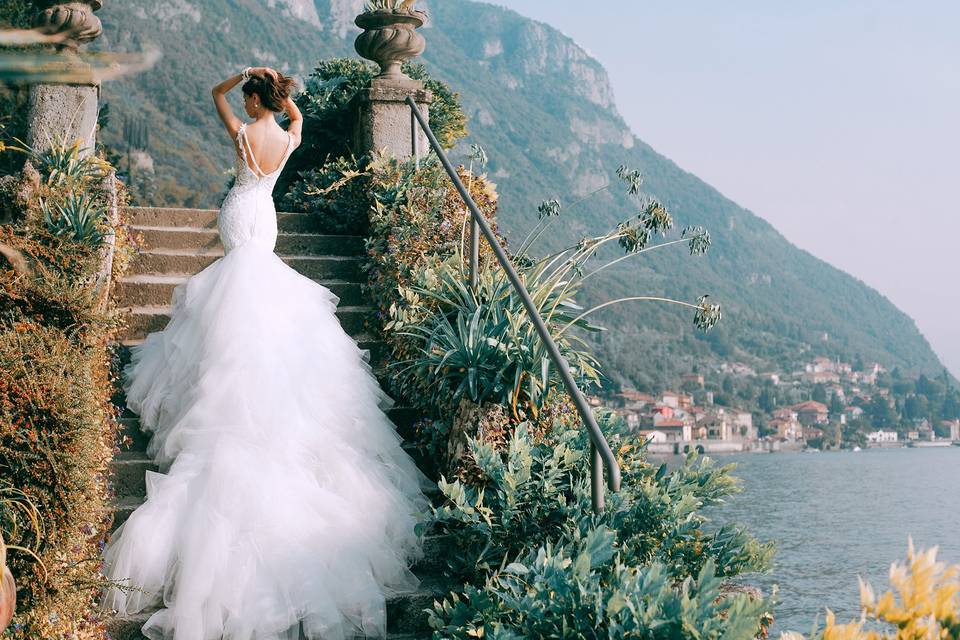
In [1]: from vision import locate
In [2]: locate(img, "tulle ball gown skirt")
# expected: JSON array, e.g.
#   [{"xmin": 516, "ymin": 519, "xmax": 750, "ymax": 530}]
[{"xmin": 99, "ymin": 227, "xmax": 431, "ymax": 639}]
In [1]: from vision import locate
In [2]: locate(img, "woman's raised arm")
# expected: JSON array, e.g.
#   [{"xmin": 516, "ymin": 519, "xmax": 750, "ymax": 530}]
[
  {"xmin": 283, "ymin": 96, "xmax": 304, "ymax": 149},
  {"xmin": 211, "ymin": 72, "xmax": 246, "ymax": 139}
]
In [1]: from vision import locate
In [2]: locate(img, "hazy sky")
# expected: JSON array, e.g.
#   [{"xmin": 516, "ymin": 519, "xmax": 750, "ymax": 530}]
[{"xmin": 487, "ymin": 0, "xmax": 959, "ymax": 377}]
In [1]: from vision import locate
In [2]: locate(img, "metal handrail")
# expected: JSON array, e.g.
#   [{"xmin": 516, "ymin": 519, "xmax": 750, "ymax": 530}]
[{"xmin": 405, "ymin": 96, "xmax": 621, "ymax": 513}]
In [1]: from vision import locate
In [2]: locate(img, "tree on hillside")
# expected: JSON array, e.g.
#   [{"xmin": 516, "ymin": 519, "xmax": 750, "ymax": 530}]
[
  {"xmin": 941, "ymin": 391, "xmax": 960, "ymax": 420},
  {"xmin": 903, "ymin": 395, "xmax": 929, "ymax": 422},
  {"xmin": 829, "ymin": 392, "xmax": 844, "ymax": 417},
  {"xmin": 869, "ymin": 395, "xmax": 898, "ymax": 428},
  {"xmin": 758, "ymin": 385, "xmax": 777, "ymax": 413},
  {"xmin": 812, "ymin": 384, "xmax": 827, "ymax": 404}
]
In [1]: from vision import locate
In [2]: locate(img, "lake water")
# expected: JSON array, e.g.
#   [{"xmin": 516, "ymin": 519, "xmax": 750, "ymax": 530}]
[{"xmin": 698, "ymin": 447, "xmax": 960, "ymax": 634}]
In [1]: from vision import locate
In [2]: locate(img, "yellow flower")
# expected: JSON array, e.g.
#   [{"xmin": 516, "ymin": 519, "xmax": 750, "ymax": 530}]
[{"xmin": 792, "ymin": 540, "xmax": 960, "ymax": 640}]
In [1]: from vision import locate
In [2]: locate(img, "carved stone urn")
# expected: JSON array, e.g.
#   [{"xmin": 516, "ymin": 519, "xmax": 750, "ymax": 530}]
[
  {"xmin": 354, "ymin": 9, "xmax": 428, "ymax": 86},
  {"xmin": 31, "ymin": 0, "xmax": 103, "ymax": 51}
]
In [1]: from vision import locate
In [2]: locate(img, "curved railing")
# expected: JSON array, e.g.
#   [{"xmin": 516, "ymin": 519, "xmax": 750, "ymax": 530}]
[{"xmin": 405, "ymin": 96, "xmax": 621, "ymax": 513}]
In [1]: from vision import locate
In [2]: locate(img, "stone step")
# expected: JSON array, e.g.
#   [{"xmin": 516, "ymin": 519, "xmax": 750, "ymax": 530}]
[
  {"xmin": 109, "ymin": 444, "xmax": 439, "ymax": 509},
  {"xmin": 113, "ymin": 404, "xmax": 423, "ymax": 456},
  {"xmin": 129, "ymin": 207, "xmax": 327, "ymax": 234},
  {"xmin": 104, "ymin": 575, "xmax": 447, "ymax": 639},
  {"xmin": 131, "ymin": 250, "xmax": 364, "ymax": 281},
  {"xmin": 116, "ymin": 274, "xmax": 365, "ymax": 308},
  {"xmin": 131, "ymin": 226, "xmax": 365, "ymax": 257},
  {"xmin": 115, "ymin": 334, "xmax": 389, "ymax": 373},
  {"xmin": 121, "ymin": 304, "xmax": 373, "ymax": 342}
]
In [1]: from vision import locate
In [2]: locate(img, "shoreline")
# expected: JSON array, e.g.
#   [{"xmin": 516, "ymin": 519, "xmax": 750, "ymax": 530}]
[{"xmin": 643, "ymin": 440, "xmax": 960, "ymax": 456}]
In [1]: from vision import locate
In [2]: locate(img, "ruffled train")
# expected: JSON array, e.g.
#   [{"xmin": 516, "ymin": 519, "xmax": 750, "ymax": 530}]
[{"xmin": 99, "ymin": 241, "xmax": 431, "ymax": 640}]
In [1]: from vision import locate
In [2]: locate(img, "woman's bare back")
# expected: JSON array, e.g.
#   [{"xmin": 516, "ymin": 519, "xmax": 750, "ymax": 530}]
[{"xmin": 234, "ymin": 121, "xmax": 291, "ymax": 176}]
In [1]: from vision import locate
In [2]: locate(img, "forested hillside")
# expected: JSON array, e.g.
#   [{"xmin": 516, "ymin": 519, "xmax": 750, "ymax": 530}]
[{"xmin": 90, "ymin": 0, "xmax": 946, "ymax": 389}]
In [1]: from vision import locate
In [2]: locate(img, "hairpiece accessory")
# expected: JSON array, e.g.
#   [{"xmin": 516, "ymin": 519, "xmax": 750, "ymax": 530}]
[{"xmin": 241, "ymin": 66, "xmax": 253, "ymax": 82}]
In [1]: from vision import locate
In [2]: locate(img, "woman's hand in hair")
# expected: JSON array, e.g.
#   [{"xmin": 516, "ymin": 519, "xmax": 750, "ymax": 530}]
[{"xmin": 252, "ymin": 67, "xmax": 278, "ymax": 81}]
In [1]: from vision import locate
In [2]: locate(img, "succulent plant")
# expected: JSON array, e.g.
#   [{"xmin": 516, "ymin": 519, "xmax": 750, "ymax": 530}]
[{"xmin": 362, "ymin": 0, "xmax": 421, "ymax": 12}]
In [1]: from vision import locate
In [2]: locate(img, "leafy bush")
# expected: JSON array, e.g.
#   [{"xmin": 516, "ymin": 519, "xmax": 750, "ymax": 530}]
[
  {"xmin": 277, "ymin": 57, "xmax": 468, "ymax": 202},
  {"xmin": 0, "ymin": 142, "xmax": 132, "ymax": 639},
  {"xmin": 429, "ymin": 417, "xmax": 773, "ymax": 582},
  {"xmin": 361, "ymin": 153, "xmax": 502, "ymax": 397},
  {"xmin": 431, "ymin": 547, "xmax": 771, "ymax": 639},
  {"xmin": 427, "ymin": 416, "xmax": 775, "ymax": 637},
  {"xmin": 281, "ymin": 154, "xmax": 372, "ymax": 235}
]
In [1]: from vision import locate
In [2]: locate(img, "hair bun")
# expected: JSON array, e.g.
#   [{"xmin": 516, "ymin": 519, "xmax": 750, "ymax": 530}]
[{"xmin": 242, "ymin": 71, "xmax": 297, "ymax": 112}]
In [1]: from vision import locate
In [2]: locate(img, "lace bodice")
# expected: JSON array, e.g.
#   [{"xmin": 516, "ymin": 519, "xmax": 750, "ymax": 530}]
[{"xmin": 218, "ymin": 123, "xmax": 296, "ymax": 253}]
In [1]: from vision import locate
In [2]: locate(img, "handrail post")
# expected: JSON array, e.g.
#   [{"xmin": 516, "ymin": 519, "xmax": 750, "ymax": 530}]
[
  {"xmin": 591, "ymin": 442, "xmax": 604, "ymax": 513},
  {"xmin": 411, "ymin": 108, "xmax": 420, "ymax": 169},
  {"xmin": 405, "ymin": 97, "xmax": 621, "ymax": 513},
  {"xmin": 470, "ymin": 219, "xmax": 479, "ymax": 289}
]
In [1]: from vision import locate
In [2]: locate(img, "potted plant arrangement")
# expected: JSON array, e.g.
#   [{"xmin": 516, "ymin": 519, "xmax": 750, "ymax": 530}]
[{"xmin": 354, "ymin": 0, "xmax": 429, "ymax": 84}]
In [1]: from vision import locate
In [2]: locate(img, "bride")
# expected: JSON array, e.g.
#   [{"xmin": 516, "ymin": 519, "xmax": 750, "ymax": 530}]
[{"xmin": 98, "ymin": 67, "xmax": 431, "ymax": 640}]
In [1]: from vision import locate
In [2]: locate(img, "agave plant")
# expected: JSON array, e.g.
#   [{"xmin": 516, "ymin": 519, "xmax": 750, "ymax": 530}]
[
  {"xmin": 386, "ymin": 162, "xmax": 722, "ymax": 420},
  {"xmin": 387, "ymin": 249, "xmax": 604, "ymax": 421},
  {"xmin": 512, "ymin": 163, "xmax": 721, "ymax": 334},
  {"xmin": 11, "ymin": 137, "xmax": 110, "ymax": 188},
  {"xmin": 39, "ymin": 191, "xmax": 106, "ymax": 245}
]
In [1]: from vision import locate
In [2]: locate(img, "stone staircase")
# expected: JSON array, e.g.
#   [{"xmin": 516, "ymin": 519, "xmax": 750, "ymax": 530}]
[{"xmin": 105, "ymin": 207, "xmax": 445, "ymax": 639}]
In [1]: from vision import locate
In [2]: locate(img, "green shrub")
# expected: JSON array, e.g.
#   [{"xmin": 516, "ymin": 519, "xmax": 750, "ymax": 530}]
[
  {"xmin": 429, "ymin": 417, "xmax": 773, "ymax": 583},
  {"xmin": 281, "ymin": 154, "xmax": 372, "ymax": 235},
  {"xmin": 431, "ymin": 545, "xmax": 771, "ymax": 639},
  {"xmin": 361, "ymin": 153, "xmax": 503, "ymax": 401},
  {"xmin": 277, "ymin": 57, "xmax": 468, "ymax": 202},
  {"xmin": 427, "ymin": 417, "xmax": 774, "ymax": 637}
]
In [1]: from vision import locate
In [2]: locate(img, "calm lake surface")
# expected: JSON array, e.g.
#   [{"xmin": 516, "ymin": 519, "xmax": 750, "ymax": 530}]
[{"xmin": 696, "ymin": 447, "xmax": 960, "ymax": 634}]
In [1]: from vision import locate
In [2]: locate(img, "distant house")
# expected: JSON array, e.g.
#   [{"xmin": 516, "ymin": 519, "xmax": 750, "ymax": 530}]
[
  {"xmin": 790, "ymin": 401, "xmax": 830, "ymax": 425},
  {"xmin": 866, "ymin": 430, "xmax": 898, "ymax": 443},
  {"xmin": 638, "ymin": 429, "xmax": 668, "ymax": 444},
  {"xmin": 773, "ymin": 407, "xmax": 798, "ymax": 421},
  {"xmin": 661, "ymin": 392, "xmax": 681, "ymax": 409},
  {"xmin": 722, "ymin": 363, "xmax": 756, "ymax": 377},
  {"xmin": 801, "ymin": 370, "xmax": 841, "ymax": 385},
  {"xmin": 942, "ymin": 420, "xmax": 960, "ymax": 441},
  {"xmin": 844, "ymin": 405, "xmax": 865, "ymax": 421},
  {"xmin": 616, "ymin": 389, "xmax": 656, "ymax": 411},
  {"xmin": 758, "ymin": 372, "xmax": 781, "ymax": 386},
  {"xmin": 697, "ymin": 409, "xmax": 750, "ymax": 441},
  {"xmin": 769, "ymin": 417, "xmax": 803, "ymax": 442},
  {"xmin": 681, "ymin": 373, "xmax": 705, "ymax": 388},
  {"xmin": 649, "ymin": 420, "xmax": 691, "ymax": 442},
  {"xmin": 803, "ymin": 426, "xmax": 825, "ymax": 442},
  {"xmin": 651, "ymin": 405, "xmax": 675, "ymax": 420}
]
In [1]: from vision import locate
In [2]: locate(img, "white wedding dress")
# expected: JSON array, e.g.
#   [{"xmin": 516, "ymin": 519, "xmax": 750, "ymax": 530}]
[{"xmin": 99, "ymin": 123, "xmax": 431, "ymax": 640}]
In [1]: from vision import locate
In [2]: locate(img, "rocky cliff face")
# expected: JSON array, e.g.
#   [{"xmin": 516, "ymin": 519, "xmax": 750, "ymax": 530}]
[{"xmin": 94, "ymin": 0, "xmax": 946, "ymax": 387}]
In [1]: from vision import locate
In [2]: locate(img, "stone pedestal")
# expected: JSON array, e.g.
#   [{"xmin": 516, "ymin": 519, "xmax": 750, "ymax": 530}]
[
  {"xmin": 26, "ymin": 0, "xmax": 104, "ymax": 157},
  {"xmin": 351, "ymin": 78, "xmax": 433, "ymax": 162},
  {"xmin": 27, "ymin": 79, "xmax": 99, "ymax": 157}
]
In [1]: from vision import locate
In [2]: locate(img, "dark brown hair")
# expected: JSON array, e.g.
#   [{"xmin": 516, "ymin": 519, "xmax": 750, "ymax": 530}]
[{"xmin": 242, "ymin": 71, "xmax": 297, "ymax": 112}]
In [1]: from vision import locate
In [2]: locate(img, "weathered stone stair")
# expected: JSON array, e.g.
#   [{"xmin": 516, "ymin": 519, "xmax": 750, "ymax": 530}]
[{"xmin": 105, "ymin": 207, "xmax": 445, "ymax": 639}]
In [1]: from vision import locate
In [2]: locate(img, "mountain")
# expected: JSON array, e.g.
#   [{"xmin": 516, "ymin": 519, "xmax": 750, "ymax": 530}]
[{"xmin": 92, "ymin": 0, "xmax": 946, "ymax": 389}]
